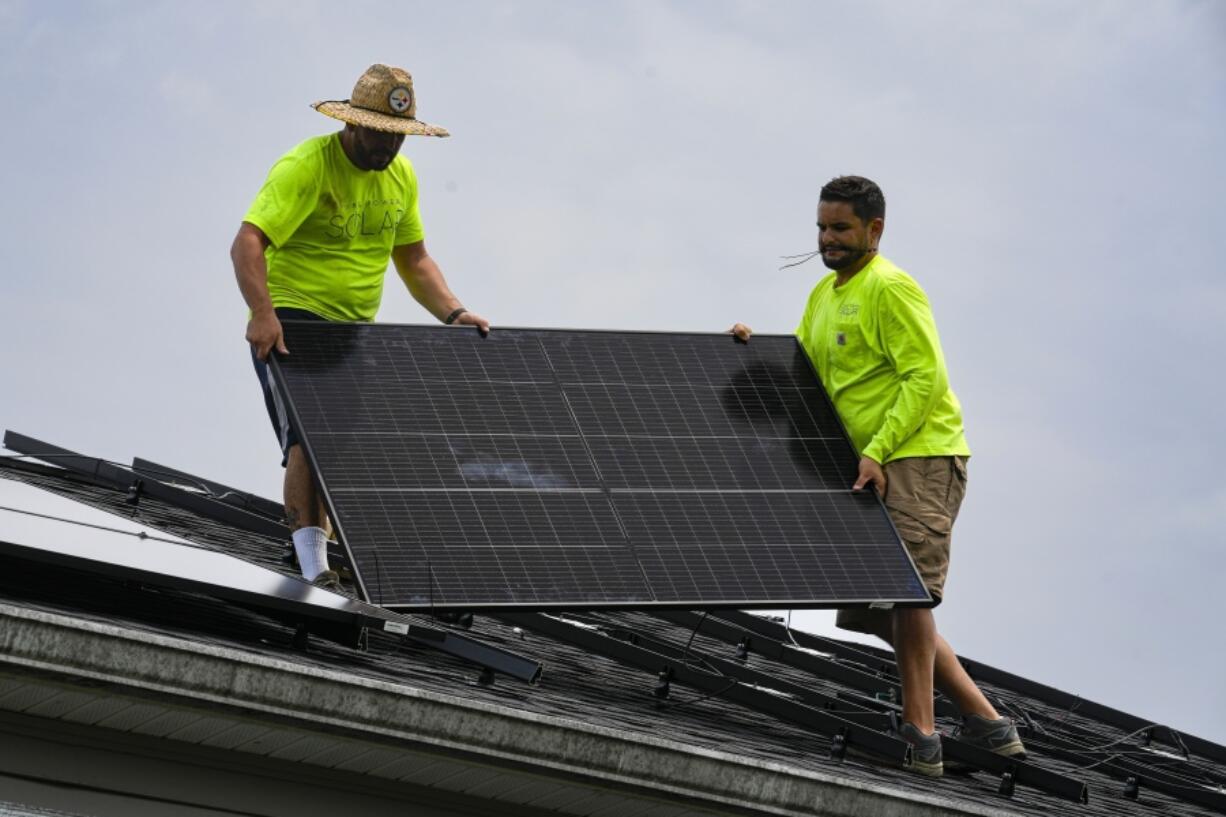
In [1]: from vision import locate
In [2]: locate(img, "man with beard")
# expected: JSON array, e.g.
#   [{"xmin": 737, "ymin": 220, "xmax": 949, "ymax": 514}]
[
  {"xmin": 730, "ymin": 176, "xmax": 1023, "ymax": 776},
  {"xmin": 232, "ymin": 64, "xmax": 488, "ymax": 590}
]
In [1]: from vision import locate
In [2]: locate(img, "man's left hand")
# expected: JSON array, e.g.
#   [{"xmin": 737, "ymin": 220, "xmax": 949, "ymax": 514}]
[
  {"xmin": 852, "ymin": 456, "xmax": 886, "ymax": 495},
  {"xmin": 454, "ymin": 310, "xmax": 491, "ymax": 336}
]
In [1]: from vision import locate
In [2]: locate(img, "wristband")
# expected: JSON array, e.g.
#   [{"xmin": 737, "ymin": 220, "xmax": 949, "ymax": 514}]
[{"xmin": 444, "ymin": 307, "xmax": 468, "ymax": 325}]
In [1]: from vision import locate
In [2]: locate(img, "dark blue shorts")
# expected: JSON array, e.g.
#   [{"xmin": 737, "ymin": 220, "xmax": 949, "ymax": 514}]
[{"xmin": 251, "ymin": 307, "xmax": 326, "ymax": 467}]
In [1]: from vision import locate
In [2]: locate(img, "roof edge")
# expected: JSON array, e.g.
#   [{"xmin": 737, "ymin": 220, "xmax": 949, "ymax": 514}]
[{"xmin": 0, "ymin": 602, "xmax": 1025, "ymax": 817}]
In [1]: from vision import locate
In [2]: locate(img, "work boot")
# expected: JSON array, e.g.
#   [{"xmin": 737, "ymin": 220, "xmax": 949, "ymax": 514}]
[
  {"xmin": 958, "ymin": 714, "xmax": 1026, "ymax": 758},
  {"xmin": 898, "ymin": 722, "xmax": 944, "ymax": 777},
  {"xmin": 311, "ymin": 570, "xmax": 342, "ymax": 592}
]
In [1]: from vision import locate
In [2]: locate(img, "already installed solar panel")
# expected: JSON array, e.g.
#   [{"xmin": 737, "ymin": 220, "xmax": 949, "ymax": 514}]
[{"xmin": 270, "ymin": 323, "xmax": 930, "ymax": 611}]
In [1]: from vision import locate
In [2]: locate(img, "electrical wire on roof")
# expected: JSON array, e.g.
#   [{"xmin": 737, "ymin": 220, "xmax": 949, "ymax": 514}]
[
  {"xmin": 1, "ymin": 453, "xmax": 251, "ymax": 509},
  {"xmin": 653, "ymin": 678, "xmax": 740, "ymax": 713},
  {"xmin": 1174, "ymin": 729, "xmax": 1192, "ymax": 760},
  {"xmin": 133, "ymin": 465, "xmax": 250, "ymax": 504},
  {"xmin": 784, "ymin": 609, "xmax": 800, "ymax": 647},
  {"xmin": 127, "ymin": 462, "xmax": 224, "ymax": 495},
  {"xmin": 1044, "ymin": 695, "xmax": 1086, "ymax": 731},
  {"xmin": 997, "ymin": 698, "xmax": 1043, "ymax": 737},
  {"xmin": 680, "ymin": 611, "xmax": 708, "ymax": 669},
  {"xmin": 992, "ymin": 694, "xmax": 1226, "ymax": 790},
  {"xmin": 1017, "ymin": 725, "xmax": 1221, "ymax": 790},
  {"xmin": 1070, "ymin": 723, "xmax": 1182, "ymax": 754},
  {"xmin": 788, "ymin": 625, "xmax": 898, "ymax": 669},
  {"xmin": 1039, "ymin": 697, "xmax": 1193, "ymax": 764},
  {"xmin": 0, "ymin": 504, "xmax": 202, "ymax": 550},
  {"xmin": 1061, "ymin": 745, "xmax": 1212, "ymax": 785},
  {"xmin": 373, "ymin": 549, "xmax": 385, "ymax": 607},
  {"xmin": 570, "ymin": 612, "xmax": 723, "ymax": 676}
]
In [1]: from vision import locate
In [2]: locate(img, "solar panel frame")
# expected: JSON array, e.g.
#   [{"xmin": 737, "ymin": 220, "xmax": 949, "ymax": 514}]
[
  {"xmin": 0, "ymin": 525, "xmax": 395, "ymax": 649},
  {"xmin": 0, "ymin": 461, "xmax": 544, "ymax": 683},
  {"xmin": 269, "ymin": 322, "xmax": 931, "ymax": 611}
]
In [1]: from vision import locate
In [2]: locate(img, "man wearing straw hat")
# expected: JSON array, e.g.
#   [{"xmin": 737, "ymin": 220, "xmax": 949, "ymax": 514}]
[{"xmin": 231, "ymin": 64, "xmax": 488, "ymax": 590}]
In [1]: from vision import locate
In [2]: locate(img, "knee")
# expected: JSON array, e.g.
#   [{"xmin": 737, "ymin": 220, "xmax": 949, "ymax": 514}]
[
  {"xmin": 892, "ymin": 607, "xmax": 936, "ymax": 645},
  {"xmin": 285, "ymin": 446, "xmax": 316, "ymax": 484}
]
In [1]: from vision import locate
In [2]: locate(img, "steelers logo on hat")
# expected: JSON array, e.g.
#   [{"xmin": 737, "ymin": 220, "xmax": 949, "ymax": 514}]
[
  {"xmin": 313, "ymin": 64, "xmax": 449, "ymax": 136},
  {"xmin": 388, "ymin": 86, "xmax": 413, "ymax": 114}
]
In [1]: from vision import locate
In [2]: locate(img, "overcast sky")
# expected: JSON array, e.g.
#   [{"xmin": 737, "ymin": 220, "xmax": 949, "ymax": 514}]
[{"xmin": 1, "ymin": 0, "xmax": 1223, "ymax": 742}]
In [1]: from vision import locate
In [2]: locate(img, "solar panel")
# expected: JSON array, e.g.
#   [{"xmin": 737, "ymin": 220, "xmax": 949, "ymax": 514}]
[
  {"xmin": 0, "ymin": 484, "xmax": 398, "ymax": 646},
  {"xmin": 270, "ymin": 323, "xmax": 930, "ymax": 611},
  {"xmin": 0, "ymin": 462, "xmax": 543, "ymax": 683}
]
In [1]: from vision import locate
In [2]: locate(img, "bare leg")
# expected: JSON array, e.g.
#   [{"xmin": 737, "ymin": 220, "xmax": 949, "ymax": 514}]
[
  {"xmin": 933, "ymin": 633, "xmax": 999, "ymax": 720},
  {"xmin": 284, "ymin": 444, "xmax": 334, "ymax": 581},
  {"xmin": 893, "ymin": 607, "xmax": 938, "ymax": 733},
  {"xmin": 284, "ymin": 444, "xmax": 324, "ymax": 531},
  {"xmin": 866, "ymin": 613, "xmax": 1000, "ymax": 725}
]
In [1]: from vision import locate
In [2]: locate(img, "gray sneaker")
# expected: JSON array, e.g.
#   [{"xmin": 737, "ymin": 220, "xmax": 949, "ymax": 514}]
[
  {"xmin": 311, "ymin": 569, "xmax": 342, "ymax": 592},
  {"xmin": 898, "ymin": 722, "xmax": 944, "ymax": 777},
  {"xmin": 958, "ymin": 714, "xmax": 1026, "ymax": 758}
]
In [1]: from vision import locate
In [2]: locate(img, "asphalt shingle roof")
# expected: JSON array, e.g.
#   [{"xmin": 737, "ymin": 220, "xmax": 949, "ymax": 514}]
[{"xmin": 1, "ymin": 454, "xmax": 1222, "ymax": 816}]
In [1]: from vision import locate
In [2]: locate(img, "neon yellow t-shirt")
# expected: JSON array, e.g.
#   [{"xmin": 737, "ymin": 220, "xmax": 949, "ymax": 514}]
[
  {"xmin": 796, "ymin": 255, "xmax": 970, "ymax": 464},
  {"xmin": 243, "ymin": 134, "xmax": 425, "ymax": 322}
]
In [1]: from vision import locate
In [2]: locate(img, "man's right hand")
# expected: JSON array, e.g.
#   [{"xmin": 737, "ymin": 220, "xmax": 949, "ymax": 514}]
[
  {"xmin": 247, "ymin": 309, "xmax": 288, "ymax": 360},
  {"xmin": 730, "ymin": 323, "xmax": 753, "ymax": 342}
]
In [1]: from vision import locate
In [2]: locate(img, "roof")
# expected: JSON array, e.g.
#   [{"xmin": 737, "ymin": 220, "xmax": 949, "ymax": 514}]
[{"xmin": 0, "ymin": 438, "xmax": 1223, "ymax": 817}]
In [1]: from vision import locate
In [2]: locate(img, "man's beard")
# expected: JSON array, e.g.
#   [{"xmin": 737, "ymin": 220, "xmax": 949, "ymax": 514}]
[
  {"xmin": 820, "ymin": 244, "xmax": 869, "ymax": 271},
  {"xmin": 352, "ymin": 142, "xmax": 395, "ymax": 171}
]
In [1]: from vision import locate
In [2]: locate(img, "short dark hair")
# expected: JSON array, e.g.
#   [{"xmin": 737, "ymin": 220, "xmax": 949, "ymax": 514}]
[{"xmin": 820, "ymin": 176, "xmax": 886, "ymax": 223}]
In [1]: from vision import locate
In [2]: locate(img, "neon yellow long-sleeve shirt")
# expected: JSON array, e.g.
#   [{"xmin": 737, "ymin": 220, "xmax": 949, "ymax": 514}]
[{"xmin": 796, "ymin": 255, "xmax": 970, "ymax": 464}]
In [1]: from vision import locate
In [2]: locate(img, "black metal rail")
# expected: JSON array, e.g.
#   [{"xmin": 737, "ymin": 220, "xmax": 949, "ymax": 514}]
[
  {"xmin": 650, "ymin": 609, "xmax": 961, "ymax": 719},
  {"xmin": 597, "ymin": 616, "xmax": 892, "ymax": 728},
  {"xmin": 505, "ymin": 611, "xmax": 1091, "ymax": 803},
  {"xmin": 1023, "ymin": 733, "xmax": 1226, "ymax": 813},
  {"xmin": 711, "ymin": 609, "xmax": 1225, "ymax": 771},
  {"xmin": 500, "ymin": 611, "xmax": 912, "ymax": 766},
  {"xmin": 405, "ymin": 623, "xmax": 542, "ymax": 685},
  {"xmin": 713, "ymin": 610, "xmax": 900, "ymax": 669},
  {"xmin": 705, "ymin": 610, "xmax": 1226, "ymax": 809},
  {"xmin": 1, "ymin": 439, "xmax": 541, "ymax": 685},
  {"xmin": 132, "ymin": 456, "xmax": 285, "ymax": 521},
  {"xmin": 643, "ymin": 612, "xmax": 1087, "ymax": 803},
  {"xmin": 4, "ymin": 431, "xmax": 289, "ymax": 541},
  {"xmin": 128, "ymin": 456, "xmax": 351, "ymax": 570},
  {"xmin": 957, "ymin": 656, "xmax": 1226, "ymax": 768}
]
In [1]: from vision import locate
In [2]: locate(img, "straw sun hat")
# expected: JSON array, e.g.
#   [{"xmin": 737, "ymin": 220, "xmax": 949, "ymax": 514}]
[{"xmin": 312, "ymin": 64, "xmax": 449, "ymax": 137}]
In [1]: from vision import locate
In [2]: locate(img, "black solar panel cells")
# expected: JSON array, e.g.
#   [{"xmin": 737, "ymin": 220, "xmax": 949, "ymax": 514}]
[
  {"xmin": 539, "ymin": 332, "xmax": 817, "ymax": 388},
  {"xmin": 612, "ymin": 491, "xmax": 897, "ymax": 547},
  {"xmin": 310, "ymin": 432, "xmax": 599, "ymax": 490},
  {"xmin": 271, "ymin": 323, "xmax": 929, "ymax": 610},
  {"xmin": 335, "ymin": 489, "xmax": 650, "ymax": 606},
  {"xmin": 586, "ymin": 437, "xmax": 856, "ymax": 491},
  {"xmin": 635, "ymin": 543, "xmax": 927, "ymax": 604}
]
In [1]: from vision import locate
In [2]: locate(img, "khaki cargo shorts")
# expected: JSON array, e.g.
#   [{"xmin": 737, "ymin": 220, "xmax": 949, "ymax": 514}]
[{"xmin": 836, "ymin": 455, "xmax": 968, "ymax": 635}]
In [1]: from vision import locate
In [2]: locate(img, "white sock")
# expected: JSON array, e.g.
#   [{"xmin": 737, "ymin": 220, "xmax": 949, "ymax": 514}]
[{"xmin": 292, "ymin": 527, "xmax": 330, "ymax": 580}]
